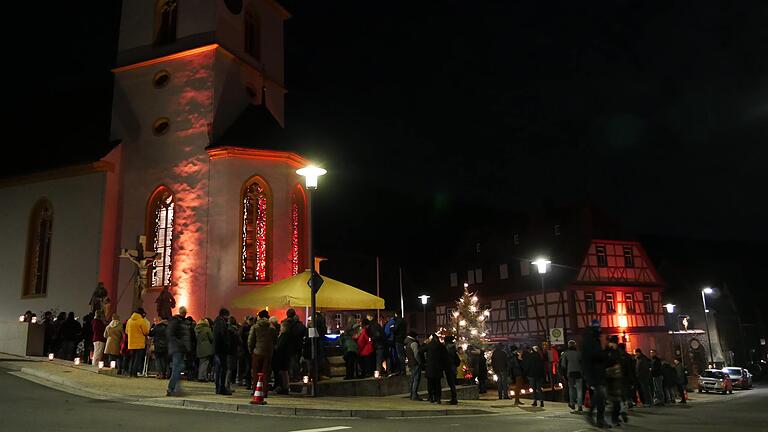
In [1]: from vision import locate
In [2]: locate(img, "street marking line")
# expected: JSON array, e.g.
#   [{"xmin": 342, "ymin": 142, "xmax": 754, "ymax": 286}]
[{"xmin": 288, "ymin": 427, "xmax": 351, "ymax": 432}]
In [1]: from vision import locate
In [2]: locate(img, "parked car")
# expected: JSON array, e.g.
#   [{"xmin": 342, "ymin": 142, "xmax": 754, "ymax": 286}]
[
  {"xmin": 698, "ymin": 369, "xmax": 733, "ymax": 394},
  {"xmin": 723, "ymin": 367, "xmax": 752, "ymax": 389}
]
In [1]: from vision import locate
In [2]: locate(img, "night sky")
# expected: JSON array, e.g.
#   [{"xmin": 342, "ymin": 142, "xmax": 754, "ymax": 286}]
[{"xmin": 5, "ymin": 1, "xmax": 767, "ymax": 299}]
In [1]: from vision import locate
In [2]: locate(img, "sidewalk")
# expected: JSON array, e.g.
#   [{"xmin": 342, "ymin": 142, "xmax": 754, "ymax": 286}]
[{"xmin": 0, "ymin": 352, "xmax": 571, "ymax": 418}]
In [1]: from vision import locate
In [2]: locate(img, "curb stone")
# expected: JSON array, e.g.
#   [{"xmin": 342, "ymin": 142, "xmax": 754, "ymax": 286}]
[{"xmin": 10, "ymin": 365, "xmax": 496, "ymax": 418}]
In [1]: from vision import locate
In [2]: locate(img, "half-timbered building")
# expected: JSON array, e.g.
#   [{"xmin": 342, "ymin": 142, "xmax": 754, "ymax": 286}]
[{"xmin": 433, "ymin": 204, "xmax": 673, "ymax": 356}]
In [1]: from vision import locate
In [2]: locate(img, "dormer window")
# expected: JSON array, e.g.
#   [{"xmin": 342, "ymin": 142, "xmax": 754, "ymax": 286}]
[
  {"xmin": 596, "ymin": 245, "xmax": 607, "ymax": 267},
  {"xmin": 623, "ymin": 246, "xmax": 634, "ymax": 268}
]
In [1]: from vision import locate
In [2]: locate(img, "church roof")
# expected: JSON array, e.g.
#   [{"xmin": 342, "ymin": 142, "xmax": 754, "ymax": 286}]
[{"xmin": 206, "ymin": 103, "xmax": 291, "ymax": 152}]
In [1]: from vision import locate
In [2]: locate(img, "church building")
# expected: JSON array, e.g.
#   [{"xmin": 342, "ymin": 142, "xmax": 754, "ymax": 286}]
[{"xmin": 0, "ymin": 0, "xmax": 310, "ymax": 322}]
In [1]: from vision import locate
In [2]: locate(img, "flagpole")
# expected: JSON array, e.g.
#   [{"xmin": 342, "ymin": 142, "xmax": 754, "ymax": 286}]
[
  {"xmin": 399, "ymin": 267, "xmax": 405, "ymax": 317},
  {"xmin": 376, "ymin": 256, "xmax": 381, "ymax": 322}
]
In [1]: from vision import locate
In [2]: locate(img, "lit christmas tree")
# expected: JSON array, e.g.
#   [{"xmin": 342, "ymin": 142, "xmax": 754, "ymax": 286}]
[{"xmin": 448, "ymin": 287, "xmax": 491, "ymax": 352}]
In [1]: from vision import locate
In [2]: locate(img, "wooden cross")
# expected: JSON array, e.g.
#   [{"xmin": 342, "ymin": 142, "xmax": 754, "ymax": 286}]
[{"xmin": 120, "ymin": 235, "xmax": 160, "ymax": 312}]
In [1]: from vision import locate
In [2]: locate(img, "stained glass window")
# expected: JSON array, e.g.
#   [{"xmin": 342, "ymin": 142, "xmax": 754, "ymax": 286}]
[
  {"xmin": 23, "ymin": 199, "xmax": 53, "ymax": 297},
  {"xmin": 290, "ymin": 186, "xmax": 305, "ymax": 276},
  {"xmin": 242, "ymin": 178, "xmax": 270, "ymax": 282},
  {"xmin": 148, "ymin": 188, "xmax": 174, "ymax": 287}
]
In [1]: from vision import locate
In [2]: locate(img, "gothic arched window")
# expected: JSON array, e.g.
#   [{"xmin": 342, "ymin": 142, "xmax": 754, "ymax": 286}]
[
  {"xmin": 290, "ymin": 185, "xmax": 306, "ymax": 276},
  {"xmin": 23, "ymin": 199, "xmax": 54, "ymax": 297},
  {"xmin": 147, "ymin": 187, "xmax": 174, "ymax": 287},
  {"xmin": 241, "ymin": 176, "xmax": 271, "ymax": 282},
  {"xmin": 154, "ymin": 0, "xmax": 178, "ymax": 45}
]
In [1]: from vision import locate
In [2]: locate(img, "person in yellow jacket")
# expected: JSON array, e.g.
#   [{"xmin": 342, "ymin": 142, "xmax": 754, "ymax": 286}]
[{"xmin": 126, "ymin": 308, "xmax": 150, "ymax": 377}]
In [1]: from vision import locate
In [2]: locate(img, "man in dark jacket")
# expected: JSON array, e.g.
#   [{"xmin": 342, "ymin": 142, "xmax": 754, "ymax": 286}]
[
  {"xmin": 618, "ymin": 343, "xmax": 636, "ymax": 409},
  {"xmin": 404, "ymin": 331, "xmax": 422, "ymax": 400},
  {"xmin": 81, "ymin": 313, "xmax": 94, "ymax": 363},
  {"xmin": 59, "ymin": 312, "xmax": 82, "ymax": 360},
  {"xmin": 673, "ymin": 358, "xmax": 687, "ymax": 404},
  {"xmin": 561, "ymin": 340, "xmax": 583, "ymax": 411},
  {"xmin": 443, "ymin": 336, "xmax": 460, "ymax": 405},
  {"xmin": 581, "ymin": 320, "xmax": 607, "ymax": 427},
  {"xmin": 166, "ymin": 306, "xmax": 188, "ymax": 396},
  {"xmin": 149, "ymin": 318, "xmax": 169, "ymax": 378},
  {"xmin": 509, "ymin": 348, "xmax": 525, "ymax": 405},
  {"xmin": 424, "ymin": 334, "xmax": 446, "ymax": 404},
  {"xmin": 238, "ymin": 316, "xmax": 254, "ymax": 387},
  {"xmin": 491, "ymin": 344, "xmax": 510, "ymax": 400},
  {"xmin": 366, "ymin": 314, "xmax": 386, "ymax": 375},
  {"xmin": 213, "ymin": 308, "xmax": 232, "ymax": 395},
  {"xmin": 392, "ymin": 312, "xmax": 408, "ymax": 375},
  {"xmin": 523, "ymin": 345, "xmax": 546, "ymax": 407},
  {"xmin": 649, "ymin": 349, "xmax": 665, "ymax": 405},
  {"xmin": 634, "ymin": 348, "xmax": 652, "ymax": 407}
]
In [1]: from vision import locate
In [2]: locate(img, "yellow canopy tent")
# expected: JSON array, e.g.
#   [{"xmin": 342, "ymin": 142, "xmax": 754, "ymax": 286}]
[{"xmin": 231, "ymin": 270, "xmax": 385, "ymax": 310}]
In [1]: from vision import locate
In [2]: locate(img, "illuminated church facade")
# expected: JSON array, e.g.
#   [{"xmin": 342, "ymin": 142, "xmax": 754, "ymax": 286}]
[{"xmin": 0, "ymin": 0, "xmax": 309, "ymax": 321}]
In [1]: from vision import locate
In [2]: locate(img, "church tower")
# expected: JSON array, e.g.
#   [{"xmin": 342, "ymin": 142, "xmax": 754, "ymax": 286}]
[{"xmin": 110, "ymin": 1, "xmax": 298, "ymax": 319}]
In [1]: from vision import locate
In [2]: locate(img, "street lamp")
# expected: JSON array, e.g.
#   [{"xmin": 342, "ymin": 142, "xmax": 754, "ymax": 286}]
[
  {"xmin": 663, "ymin": 303, "xmax": 685, "ymax": 368},
  {"xmin": 297, "ymin": 164, "xmax": 327, "ymax": 396},
  {"xmin": 664, "ymin": 303, "xmax": 676, "ymax": 314},
  {"xmin": 532, "ymin": 258, "xmax": 551, "ymax": 342},
  {"xmin": 418, "ymin": 295, "xmax": 430, "ymax": 336},
  {"xmin": 701, "ymin": 287, "xmax": 715, "ymax": 364}
]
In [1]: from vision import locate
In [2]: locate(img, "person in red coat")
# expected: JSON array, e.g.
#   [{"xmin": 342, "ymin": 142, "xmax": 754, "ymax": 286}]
[
  {"xmin": 91, "ymin": 310, "xmax": 107, "ymax": 365},
  {"xmin": 356, "ymin": 318, "xmax": 375, "ymax": 377}
]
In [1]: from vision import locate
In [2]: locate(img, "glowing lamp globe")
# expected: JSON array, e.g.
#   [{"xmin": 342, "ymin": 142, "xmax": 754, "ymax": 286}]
[
  {"xmin": 703, "ymin": 287, "xmax": 714, "ymax": 294},
  {"xmin": 532, "ymin": 258, "xmax": 551, "ymax": 274},
  {"xmin": 664, "ymin": 303, "xmax": 676, "ymax": 314},
  {"xmin": 296, "ymin": 165, "xmax": 327, "ymax": 189},
  {"xmin": 418, "ymin": 295, "xmax": 430, "ymax": 305}
]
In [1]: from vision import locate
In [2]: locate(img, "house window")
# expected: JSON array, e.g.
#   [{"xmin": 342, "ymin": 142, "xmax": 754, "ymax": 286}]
[
  {"xmin": 449, "ymin": 272, "xmax": 458, "ymax": 287},
  {"xmin": 644, "ymin": 294, "xmax": 653, "ymax": 313},
  {"xmin": 447, "ymin": 307, "xmax": 455, "ymax": 320},
  {"xmin": 520, "ymin": 261, "xmax": 530, "ymax": 276},
  {"xmin": 147, "ymin": 187, "xmax": 174, "ymax": 288},
  {"xmin": 625, "ymin": 293, "xmax": 635, "ymax": 313},
  {"xmin": 467, "ymin": 270, "xmax": 475, "ymax": 285},
  {"xmin": 585, "ymin": 293, "xmax": 596, "ymax": 313},
  {"xmin": 354, "ymin": 313, "xmax": 362, "ymax": 321},
  {"xmin": 241, "ymin": 176, "xmax": 271, "ymax": 282},
  {"xmin": 623, "ymin": 246, "xmax": 634, "ymax": 268},
  {"xmin": 518, "ymin": 299, "xmax": 528, "ymax": 318},
  {"xmin": 244, "ymin": 11, "xmax": 262, "ymax": 62},
  {"xmin": 153, "ymin": 0, "xmax": 178, "ymax": 45},
  {"xmin": 554, "ymin": 224, "xmax": 561, "ymax": 236},
  {"xmin": 476, "ymin": 242, "xmax": 481, "ymax": 253},
  {"xmin": 513, "ymin": 233, "xmax": 520, "ymax": 245},
  {"xmin": 507, "ymin": 300, "xmax": 518, "ymax": 320},
  {"xmin": 475, "ymin": 268, "xmax": 483, "ymax": 283},
  {"xmin": 605, "ymin": 292, "xmax": 615, "ymax": 313},
  {"xmin": 499, "ymin": 263, "xmax": 508, "ymax": 280},
  {"xmin": 596, "ymin": 245, "xmax": 608, "ymax": 267},
  {"xmin": 23, "ymin": 199, "xmax": 54, "ymax": 297},
  {"xmin": 290, "ymin": 186, "xmax": 306, "ymax": 276},
  {"xmin": 334, "ymin": 313, "xmax": 342, "ymax": 329}
]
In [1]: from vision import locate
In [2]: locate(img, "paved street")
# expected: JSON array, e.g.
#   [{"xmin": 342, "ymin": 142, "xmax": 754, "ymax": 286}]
[{"xmin": 1, "ymin": 369, "xmax": 766, "ymax": 432}]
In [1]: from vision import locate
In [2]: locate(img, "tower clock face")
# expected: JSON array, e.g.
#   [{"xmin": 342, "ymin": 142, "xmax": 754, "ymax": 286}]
[{"xmin": 224, "ymin": 0, "xmax": 243, "ymax": 14}]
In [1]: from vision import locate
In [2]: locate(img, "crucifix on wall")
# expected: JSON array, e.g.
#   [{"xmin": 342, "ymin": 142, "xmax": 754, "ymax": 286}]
[{"xmin": 120, "ymin": 235, "xmax": 160, "ymax": 312}]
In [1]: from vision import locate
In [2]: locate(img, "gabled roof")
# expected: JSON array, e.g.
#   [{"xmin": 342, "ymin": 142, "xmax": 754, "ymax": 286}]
[{"xmin": 206, "ymin": 102, "xmax": 291, "ymax": 152}]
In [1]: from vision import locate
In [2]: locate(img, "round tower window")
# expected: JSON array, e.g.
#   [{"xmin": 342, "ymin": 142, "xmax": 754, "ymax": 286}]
[
  {"xmin": 225, "ymin": 0, "xmax": 243, "ymax": 14},
  {"xmin": 153, "ymin": 117, "xmax": 171, "ymax": 136},
  {"xmin": 153, "ymin": 70, "xmax": 171, "ymax": 89}
]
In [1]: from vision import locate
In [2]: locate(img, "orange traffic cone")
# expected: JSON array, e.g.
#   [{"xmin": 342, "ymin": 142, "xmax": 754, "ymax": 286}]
[{"xmin": 250, "ymin": 373, "xmax": 266, "ymax": 405}]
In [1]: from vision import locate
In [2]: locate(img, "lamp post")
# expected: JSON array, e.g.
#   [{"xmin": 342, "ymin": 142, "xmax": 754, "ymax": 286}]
[
  {"xmin": 532, "ymin": 258, "xmax": 551, "ymax": 343},
  {"xmin": 297, "ymin": 164, "xmax": 327, "ymax": 396},
  {"xmin": 663, "ymin": 303, "xmax": 685, "ymax": 368},
  {"xmin": 418, "ymin": 295, "xmax": 430, "ymax": 336},
  {"xmin": 701, "ymin": 287, "xmax": 715, "ymax": 365}
]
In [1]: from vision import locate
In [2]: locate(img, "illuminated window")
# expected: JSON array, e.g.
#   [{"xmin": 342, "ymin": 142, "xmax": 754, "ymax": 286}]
[
  {"xmin": 290, "ymin": 186, "xmax": 306, "ymax": 276},
  {"xmin": 334, "ymin": 313, "xmax": 342, "ymax": 329},
  {"xmin": 447, "ymin": 307, "xmax": 455, "ymax": 319},
  {"xmin": 244, "ymin": 11, "xmax": 261, "ymax": 62},
  {"xmin": 596, "ymin": 245, "xmax": 607, "ymax": 267},
  {"xmin": 467, "ymin": 269, "xmax": 475, "ymax": 284},
  {"xmin": 623, "ymin": 246, "xmax": 634, "ymax": 268},
  {"xmin": 625, "ymin": 293, "xmax": 635, "ymax": 313},
  {"xmin": 23, "ymin": 199, "xmax": 53, "ymax": 297},
  {"xmin": 147, "ymin": 187, "xmax": 174, "ymax": 287},
  {"xmin": 605, "ymin": 292, "xmax": 615, "ymax": 313},
  {"xmin": 153, "ymin": 0, "xmax": 178, "ymax": 45},
  {"xmin": 513, "ymin": 233, "xmax": 520, "ymax": 245},
  {"xmin": 475, "ymin": 268, "xmax": 483, "ymax": 283},
  {"xmin": 585, "ymin": 293, "xmax": 596, "ymax": 313},
  {"xmin": 554, "ymin": 224, "xmax": 561, "ymax": 236},
  {"xmin": 241, "ymin": 177, "xmax": 271, "ymax": 282},
  {"xmin": 507, "ymin": 301, "xmax": 518, "ymax": 320},
  {"xmin": 644, "ymin": 294, "xmax": 653, "ymax": 313},
  {"xmin": 518, "ymin": 299, "xmax": 527, "ymax": 318}
]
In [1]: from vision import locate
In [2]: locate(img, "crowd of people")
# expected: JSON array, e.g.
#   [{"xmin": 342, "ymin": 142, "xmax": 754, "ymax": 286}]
[{"xmin": 26, "ymin": 306, "xmax": 690, "ymax": 422}]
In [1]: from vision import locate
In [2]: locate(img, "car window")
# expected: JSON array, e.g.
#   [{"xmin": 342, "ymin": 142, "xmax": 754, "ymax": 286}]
[
  {"xmin": 724, "ymin": 368, "xmax": 741, "ymax": 375},
  {"xmin": 701, "ymin": 370, "xmax": 718, "ymax": 378}
]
